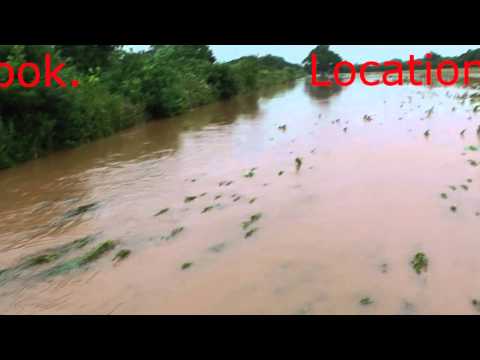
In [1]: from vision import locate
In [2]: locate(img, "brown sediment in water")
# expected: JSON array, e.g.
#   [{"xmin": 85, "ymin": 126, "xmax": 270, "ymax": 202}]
[{"xmin": 1, "ymin": 78, "xmax": 480, "ymax": 314}]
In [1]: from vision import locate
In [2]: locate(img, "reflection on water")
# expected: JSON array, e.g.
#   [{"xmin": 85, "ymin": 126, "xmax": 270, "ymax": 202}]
[{"xmin": 1, "ymin": 76, "xmax": 480, "ymax": 314}]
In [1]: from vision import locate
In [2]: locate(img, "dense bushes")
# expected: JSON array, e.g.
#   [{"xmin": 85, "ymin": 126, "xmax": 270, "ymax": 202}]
[{"xmin": 0, "ymin": 45, "xmax": 305, "ymax": 169}]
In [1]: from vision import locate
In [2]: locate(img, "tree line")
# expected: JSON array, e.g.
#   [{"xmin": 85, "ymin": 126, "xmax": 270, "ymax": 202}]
[
  {"xmin": 303, "ymin": 45, "xmax": 480, "ymax": 73},
  {"xmin": 0, "ymin": 45, "xmax": 304, "ymax": 169}
]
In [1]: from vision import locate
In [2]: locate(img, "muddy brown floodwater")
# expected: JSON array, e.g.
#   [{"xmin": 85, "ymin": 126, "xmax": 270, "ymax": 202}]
[{"xmin": 2, "ymin": 76, "xmax": 480, "ymax": 314}]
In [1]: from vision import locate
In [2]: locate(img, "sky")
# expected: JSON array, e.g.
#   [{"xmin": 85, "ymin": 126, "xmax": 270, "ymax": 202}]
[{"xmin": 127, "ymin": 45, "xmax": 480, "ymax": 64}]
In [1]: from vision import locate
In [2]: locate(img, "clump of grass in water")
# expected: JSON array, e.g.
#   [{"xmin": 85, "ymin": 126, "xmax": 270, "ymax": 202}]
[
  {"xmin": 41, "ymin": 240, "xmax": 116, "ymax": 278},
  {"xmin": 449, "ymin": 186, "xmax": 457, "ymax": 191},
  {"xmin": 181, "ymin": 262, "xmax": 193, "ymax": 270},
  {"xmin": 154, "ymin": 208, "xmax": 169, "ymax": 216},
  {"xmin": 278, "ymin": 171, "xmax": 284, "ymax": 176},
  {"xmin": 244, "ymin": 168, "xmax": 256, "ymax": 178},
  {"xmin": 450, "ymin": 205, "xmax": 457, "ymax": 213},
  {"xmin": 411, "ymin": 252, "xmax": 428, "ymax": 274},
  {"xmin": 360, "ymin": 297, "xmax": 374, "ymax": 305},
  {"xmin": 113, "ymin": 249, "xmax": 131, "ymax": 262},
  {"xmin": 472, "ymin": 299, "xmax": 480, "ymax": 311},
  {"xmin": 440, "ymin": 193, "xmax": 448, "ymax": 199},
  {"xmin": 278, "ymin": 125, "xmax": 287, "ymax": 131},
  {"xmin": 161, "ymin": 227, "xmax": 184, "ymax": 241},
  {"xmin": 461, "ymin": 185, "xmax": 469, "ymax": 191},
  {"xmin": 249, "ymin": 198, "xmax": 257, "ymax": 204},
  {"xmin": 466, "ymin": 145, "xmax": 478, "ymax": 151},
  {"xmin": 184, "ymin": 196, "xmax": 197, "ymax": 203},
  {"xmin": 242, "ymin": 213, "xmax": 262, "ymax": 230},
  {"xmin": 468, "ymin": 160, "xmax": 478, "ymax": 167},
  {"xmin": 295, "ymin": 158, "xmax": 303, "ymax": 172},
  {"xmin": 245, "ymin": 228, "xmax": 258, "ymax": 238},
  {"xmin": 202, "ymin": 206, "xmax": 214, "ymax": 214}
]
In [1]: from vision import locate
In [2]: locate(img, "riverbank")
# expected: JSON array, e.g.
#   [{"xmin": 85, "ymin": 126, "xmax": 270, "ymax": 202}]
[{"xmin": 0, "ymin": 46, "xmax": 305, "ymax": 170}]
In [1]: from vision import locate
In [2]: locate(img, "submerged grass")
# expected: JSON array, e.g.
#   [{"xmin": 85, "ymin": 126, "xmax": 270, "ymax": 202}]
[
  {"xmin": 40, "ymin": 240, "xmax": 116, "ymax": 278},
  {"xmin": 162, "ymin": 227, "xmax": 185, "ymax": 241}
]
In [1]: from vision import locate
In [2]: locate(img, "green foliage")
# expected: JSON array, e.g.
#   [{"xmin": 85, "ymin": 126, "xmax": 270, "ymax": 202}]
[
  {"xmin": 0, "ymin": 45, "xmax": 304, "ymax": 170},
  {"xmin": 302, "ymin": 45, "xmax": 342, "ymax": 74},
  {"xmin": 411, "ymin": 252, "xmax": 428, "ymax": 274}
]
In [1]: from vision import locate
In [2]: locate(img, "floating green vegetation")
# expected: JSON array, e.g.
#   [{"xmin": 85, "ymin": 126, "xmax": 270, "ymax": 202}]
[
  {"xmin": 249, "ymin": 198, "xmax": 257, "ymax": 204},
  {"xmin": 242, "ymin": 213, "xmax": 262, "ymax": 230},
  {"xmin": 466, "ymin": 145, "xmax": 479, "ymax": 151},
  {"xmin": 184, "ymin": 196, "xmax": 197, "ymax": 203},
  {"xmin": 113, "ymin": 249, "xmax": 131, "ymax": 262},
  {"xmin": 245, "ymin": 228, "xmax": 258, "ymax": 238},
  {"xmin": 278, "ymin": 125, "xmax": 287, "ymax": 131},
  {"xmin": 181, "ymin": 262, "xmax": 193, "ymax": 270},
  {"xmin": 450, "ymin": 205, "xmax": 457, "ymax": 213},
  {"xmin": 440, "ymin": 193, "xmax": 448, "ymax": 199},
  {"xmin": 278, "ymin": 171, "xmax": 284, "ymax": 176},
  {"xmin": 41, "ymin": 240, "xmax": 116, "ymax": 278},
  {"xmin": 202, "ymin": 206, "xmax": 214, "ymax": 214},
  {"xmin": 295, "ymin": 157, "xmax": 303, "ymax": 171},
  {"xmin": 449, "ymin": 185, "xmax": 457, "ymax": 191},
  {"xmin": 162, "ymin": 227, "xmax": 185, "ymax": 241},
  {"xmin": 16, "ymin": 235, "xmax": 96, "ymax": 272},
  {"xmin": 154, "ymin": 208, "xmax": 169, "ymax": 216},
  {"xmin": 411, "ymin": 252, "xmax": 428, "ymax": 274},
  {"xmin": 64, "ymin": 202, "xmax": 99, "ymax": 219},
  {"xmin": 360, "ymin": 297, "xmax": 374, "ymax": 305},
  {"xmin": 461, "ymin": 185, "xmax": 469, "ymax": 191},
  {"xmin": 244, "ymin": 168, "xmax": 256, "ymax": 178},
  {"xmin": 209, "ymin": 243, "xmax": 226, "ymax": 253}
]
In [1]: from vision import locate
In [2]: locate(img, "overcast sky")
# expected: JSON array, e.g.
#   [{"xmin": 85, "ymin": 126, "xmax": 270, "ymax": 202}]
[{"xmin": 127, "ymin": 45, "xmax": 480, "ymax": 64}]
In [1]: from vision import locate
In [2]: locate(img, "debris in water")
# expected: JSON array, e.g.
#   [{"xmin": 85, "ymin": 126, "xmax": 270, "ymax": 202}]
[
  {"xmin": 278, "ymin": 125, "xmax": 287, "ymax": 131},
  {"xmin": 242, "ymin": 213, "xmax": 262, "ymax": 230},
  {"xmin": 468, "ymin": 160, "xmax": 478, "ymax": 167},
  {"xmin": 185, "ymin": 196, "xmax": 197, "ymax": 203},
  {"xmin": 245, "ymin": 228, "xmax": 258, "ymax": 238},
  {"xmin": 472, "ymin": 299, "xmax": 480, "ymax": 311},
  {"xmin": 461, "ymin": 184, "xmax": 469, "ymax": 191},
  {"xmin": 249, "ymin": 198, "xmax": 257, "ymax": 204},
  {"xmin": 278, "ymin": 171, "xmax": 284, "ymax": 176},
  {"xmin": 162, "ymin": 227, "xmax": 185, "ymax": 241},
  {"xmin": 411, "ymin": 252, "xmax": 428, "ymax": 274},
  {"xmin": 460, "ymin": 129, "xmax": 467, "ymax": 136},
  {"xmin": 343, "ymin": 127, "xmax": 348, "ymax": 133},
  {"xmin": 113, "ymin": 249, "xmax": 131, "ymax": 262},
  {"xmin": 467, "ymin": 178, "xmax": 473, "ymax": 183},
  {"xmin": 244, "ymin": 168, "xmax": 256, "ymax": 178},
  {"xmin": 360, "ymin": 297, "xmax": 374, "ymax": 305},
  {"xmin": 449, "ymin": 185, "xmax": 457, "ymax": 191},
  {"xmin": 424, "ymin": 130, "xmax": 430, "ymax": 137},
  {"xmin": 202, "ymin": 206, "xmax": 214, "ymax": 214},
  {"xmin": 154, "ymin": 208, "xmax": 169, "ymax": 216},
  {"xmin": 295, "ymin": 157, "xmax": 303, "ymax": 172},
  {"xmin": 450, "ymin": 205, "xmax": 457, "ymax": 212},
  {"xmin": 181, "ymin": 262, "xmax": 193, "ymax": 270}
]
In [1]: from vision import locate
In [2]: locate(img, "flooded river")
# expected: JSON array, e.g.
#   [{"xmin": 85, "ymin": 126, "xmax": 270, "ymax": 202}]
[{"xmin": 1, "ymin": 76, "xmax": 480, "ymax": 314}]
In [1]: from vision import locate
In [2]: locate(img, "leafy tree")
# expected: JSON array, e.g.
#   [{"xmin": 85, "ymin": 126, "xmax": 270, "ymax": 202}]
[
  {"xmin": 302, "ymin": 45, "xmax": 342, "ymax": 74},
  {"xmin": 55, "ymin": 45, "xmax": 121, "ymax": 72}
]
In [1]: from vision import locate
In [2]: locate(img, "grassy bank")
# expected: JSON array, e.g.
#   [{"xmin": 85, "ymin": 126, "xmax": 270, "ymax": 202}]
[{"xmin": 0, "ymin": 45, "xmax": 305, "ymax": 169}]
